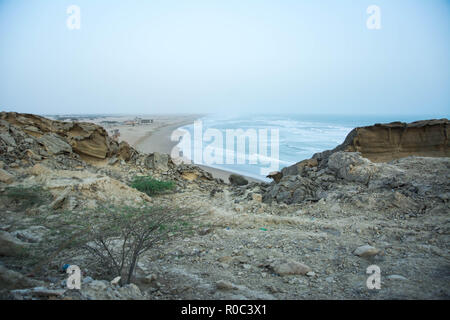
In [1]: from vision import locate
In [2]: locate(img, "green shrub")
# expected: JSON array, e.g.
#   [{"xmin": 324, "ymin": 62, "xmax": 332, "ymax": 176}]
[
  {"xmin": 1, "ymin": 185, "xmax": 50, "ymax": 209},
  {"xmin": 130, "ymin": 176, "xmax": 175, "ymax": 196}
]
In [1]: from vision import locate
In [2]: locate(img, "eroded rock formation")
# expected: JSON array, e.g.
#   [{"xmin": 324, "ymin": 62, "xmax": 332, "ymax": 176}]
[
  {"xmin": 0, "ymin": 112, "xmax": 131, "ymax": 160},
  {"xmin": 270, "ymin": 119, "xmax": 449, "ymax": 183},
  {"xmin": 315, "ymin": 119, "xmax": 449, "ymax": 164}
]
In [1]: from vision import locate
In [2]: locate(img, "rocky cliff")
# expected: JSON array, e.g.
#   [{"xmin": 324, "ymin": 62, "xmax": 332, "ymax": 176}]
[
  {"xmin": 0, "ymin": 113, "xmax": 449, "ymax": 300},
  {"xmin": 272, "ymin": 119, "xmax": 449, "ymax": 181},
  {"xmin": 0, "ymin": 112, "xmax": 132, "ymax": 161},
  {"xmin": 315, "ymin": 119, "xmax": 449, "ymax": 164}
]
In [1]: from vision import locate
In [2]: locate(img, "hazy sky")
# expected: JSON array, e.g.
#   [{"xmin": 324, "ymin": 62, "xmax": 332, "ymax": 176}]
[{"xmin": 0, "ymin": 0, "xmax": 449, "ymax": 116}]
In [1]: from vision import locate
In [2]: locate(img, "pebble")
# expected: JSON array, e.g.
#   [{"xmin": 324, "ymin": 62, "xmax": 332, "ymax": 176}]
[
  {"xmin": 272, "ymin": 260, "xmax": 311, "ymax": 276},
  {"xmin": 353, "ymin": 245, "xmax": 380, "ymax": 257},
  {"xmin": 216, "ymin": 280, "xmax": 235, "ymax": 291},
  {"xmin": 144, "ymin": 274, "xmax": 157, "ymax": 283},
  {"xmin": 83, "ymin": 276, "xmax": 93, "ymax": 284},
  {"xmin": 110, "ymin": 276, "xmax": 121, "ymax": 286}
]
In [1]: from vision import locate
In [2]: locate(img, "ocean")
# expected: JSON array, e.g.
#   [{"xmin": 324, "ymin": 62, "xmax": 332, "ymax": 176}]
[{"xmin": 176, "ymin": 114, "xmax": 443, "ymax": 181}]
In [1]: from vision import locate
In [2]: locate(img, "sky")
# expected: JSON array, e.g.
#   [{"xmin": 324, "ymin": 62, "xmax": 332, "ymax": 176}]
[{"xmin": 0, "ymin": 0, "xmax": 449, "ymax": 116}]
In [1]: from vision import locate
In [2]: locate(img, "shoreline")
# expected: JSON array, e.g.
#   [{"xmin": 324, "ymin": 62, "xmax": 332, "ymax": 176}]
[{"xmin": 129, "ymin": 116, "xmax": 264, "ymax": 183}]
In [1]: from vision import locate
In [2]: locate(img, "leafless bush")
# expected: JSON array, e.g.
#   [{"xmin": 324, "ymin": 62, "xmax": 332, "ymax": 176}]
[{"xmin": 42, "ymin": 205, "xmax": 194, "ymax": 284}]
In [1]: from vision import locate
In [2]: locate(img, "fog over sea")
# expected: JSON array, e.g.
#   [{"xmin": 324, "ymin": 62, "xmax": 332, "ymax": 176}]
[{"xmin": 177, "ymin": 114, "xmax": 443, "ymax": 181}]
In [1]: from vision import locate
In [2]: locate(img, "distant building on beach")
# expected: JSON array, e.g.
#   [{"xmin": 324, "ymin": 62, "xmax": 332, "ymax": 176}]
[
  {"xmin": 122, "ymin": 118, "xmax": 153, "ymax": 126},
  {"xmin": 127, "ymin": 117, "xmax": 153, "ymax": 125}
]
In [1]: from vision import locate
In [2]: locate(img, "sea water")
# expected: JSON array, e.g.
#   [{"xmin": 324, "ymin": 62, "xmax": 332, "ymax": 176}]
[{"xmin": 176, "ymin": 114, "xmax": 440, "ymax": 181}]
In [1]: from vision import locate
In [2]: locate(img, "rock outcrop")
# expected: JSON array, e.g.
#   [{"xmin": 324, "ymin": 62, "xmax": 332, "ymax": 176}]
[
  {"xmin": 229, "ymin": 174, "xmax": 249, "ymax": 186},
  {"xmin": 267, "ymin": 119, "xmax": 449, "ymax": 184},
  {"xmin": 0, "ymin": 112, "xmax": 130, "ymax": 160},
  {"xmin": 264, "ymin": 150, "xmax": 449, "ymax": 206},
  {"xmin": 315, "ymin": 119, "xmax": 449, "ymax": 164}
]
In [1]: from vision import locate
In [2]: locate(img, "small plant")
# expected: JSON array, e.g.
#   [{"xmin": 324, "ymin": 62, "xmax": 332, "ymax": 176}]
[
  {"xmin": 40, "ymin": 205, "xmax": 194, "ymax": 284},
  {"xmin": 130, "ymin": 176, "xmax": 175, "ymax": 196},
  {"xmin": 1, "ymin": 185, "xmax": 50, "ymax": 209}
]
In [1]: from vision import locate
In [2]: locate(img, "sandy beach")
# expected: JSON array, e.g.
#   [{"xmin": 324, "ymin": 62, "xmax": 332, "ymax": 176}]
[{"xmin": 98, "ymin": 114, "xmax": 263, "ymax": 183}]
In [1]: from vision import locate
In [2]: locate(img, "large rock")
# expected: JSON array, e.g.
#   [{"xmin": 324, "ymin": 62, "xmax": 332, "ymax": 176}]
[
  {"xmin": 282, "ymin": 158, "xmax": 318, "ymax": 177},
  {"xmin": 229, "ymin": 174, "xmax": 248, "ymax": 186},
  {"xmin": 264, "ymin": 175, "xmax": 317, "ymax": 204},
  {"xmin": 327, "ymin": 152, "xmax": 377, "ymax": 184},
  {"xmin": 38, "ymin": 133, "xmax": 72, "ymax": 155},
  {"xmin": 145, "ymin": 152, "xmax": 169, "ymax": 171},
  {"xmin": 266, "ymin": 171, "xmax": 282, "ymax": 183},
  {"xmin": 0, "ymin": 112, "xmax": 123, "ymax": 160},
  {"xmin": 0, "ymin": 168, "xmax": 15, "ymax": 184},
  {"xmin": 271, "ymin": 260, "xmax": 311, "ymax": 276},
  {"xmin": 0, "ymin": 265, "xmax": 44, "ymax": 290},
  {"xmin": 353, "ymin": 245, "xmax": 380, "ymax": 257},
  {"xmin": 0, "ymin": 231, "xmax": 29, "ymax": 257},
  {"xmin": 0, "ymin": 133, "xmax": 17, "ymax": 147},
  {"xmin": 69, "ymin": 123, "xmax": 114, "ymax": 159},
  {"xmin": 118, "ymin": 141, "xmax": 133, "ymax": 161}
]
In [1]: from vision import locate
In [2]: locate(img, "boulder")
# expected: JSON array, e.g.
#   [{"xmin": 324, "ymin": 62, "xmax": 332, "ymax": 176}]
[
  {"xmin": 353, "ymin": 245, "xmax": 380, "ymax": 257},
  {"xmin": 110, "ymin": 276, "xmax": 121, "ymax": 286},
  {"xmin": 271, "ymin": 260, "xmax": 311, "ymax": 276},
  {"xmin": 229, "ymin": 174, "xmax": 248, "ymax": 186},
  {"xmin": 118, "ymin": 141, "xmax": 133, "ymax": 161},
  {"xmin": 145, "ymin": 152, "xmax": 169, "ymax": 171},
  {"xmin": 38, "ymin": 133, "xmax": 72, "ymax": 155},
  {"xmin": 0, "ymin": 265, "xmax": 44, "ymax": 290},
  {"xmin": 69, "ymin": 124, "xmax": 111, "ymax": 159},
  {"xmin": 266, "ymin": 171, "xmax": 282, "ymax": 183},
  {"xmin": 0, "ymin": 169, "xmax": 14, "ymax": 184},
  {"xmin": 0, "ymin": 133, "xmax": 16, "ymax": 147},
  {"xmin": 281, "ymin": 158, "xmax": 318, "ymax": 177},
  {"xmin": 0, "ymin": 231, "xmax": 29, "ymax": 257},
  {"xmin": 216, "ymin": 280, "xmax": 235, "ymax": 290},
  {"xmin": 49, "ymin": 188, "xmax": 71, "ymax": 210},
  {"xmin": 327, "ymin": 152, "xmax": 377, "ymax": 184},
  {"xmin": 265, "ymin": 175, "xmax": 317, "ymax": 204}
]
